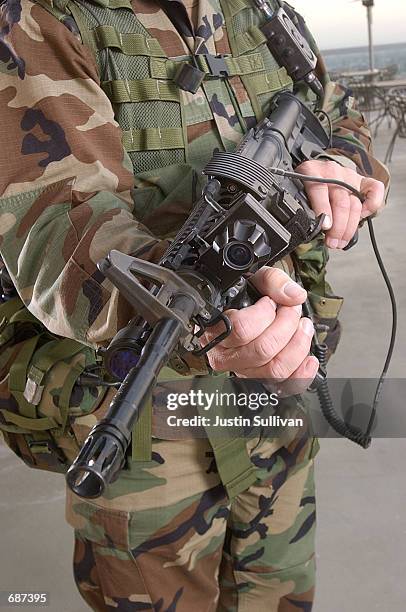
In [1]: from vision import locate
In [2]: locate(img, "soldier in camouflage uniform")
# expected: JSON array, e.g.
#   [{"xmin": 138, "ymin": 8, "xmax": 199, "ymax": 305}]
[{"xmin": 0, "ymin": 0, "xmax": 389, "ymax": 610}]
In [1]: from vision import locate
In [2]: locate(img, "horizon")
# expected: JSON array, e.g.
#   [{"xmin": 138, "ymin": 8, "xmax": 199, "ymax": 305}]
[
  {"xmin": 321, "ymin": 40, "xmax": 406, "ymax": 53},
  {"xmin": 293, "ymin": 0, "xmax": 406, "ymax": 50}
]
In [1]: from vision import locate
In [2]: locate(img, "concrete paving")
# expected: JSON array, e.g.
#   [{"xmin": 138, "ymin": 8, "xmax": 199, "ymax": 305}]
[{"xmin": 0, "ymin": 125, "xmax": 405, "ymax": 612}]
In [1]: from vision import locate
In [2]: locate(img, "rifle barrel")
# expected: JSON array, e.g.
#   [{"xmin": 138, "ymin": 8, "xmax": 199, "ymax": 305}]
[{"xmin": 66, "ymin": 314, "xmax": 186, "ymax": 498}]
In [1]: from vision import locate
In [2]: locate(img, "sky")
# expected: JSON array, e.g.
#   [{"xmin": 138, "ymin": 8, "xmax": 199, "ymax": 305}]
[{"xmin": 292, "ymin": 0, "xmax": 406, "ymax": 50}]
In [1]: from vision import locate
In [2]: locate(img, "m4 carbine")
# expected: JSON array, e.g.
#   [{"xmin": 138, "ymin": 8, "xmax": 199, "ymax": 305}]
[{"xmin": 66, "ymin": 92, "xmax": 335, "ymax": 498}]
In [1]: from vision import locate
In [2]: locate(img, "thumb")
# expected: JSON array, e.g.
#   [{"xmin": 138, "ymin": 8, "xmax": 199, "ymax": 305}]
[{"xmin": 250, "ymin": 267, "xmax": 307, "ymax": 306}]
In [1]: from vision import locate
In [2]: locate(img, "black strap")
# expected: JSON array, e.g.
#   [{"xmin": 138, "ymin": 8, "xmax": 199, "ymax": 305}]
[{"xmin": 156, "ymin": 0, "xmax": 195, "ymax": 41}]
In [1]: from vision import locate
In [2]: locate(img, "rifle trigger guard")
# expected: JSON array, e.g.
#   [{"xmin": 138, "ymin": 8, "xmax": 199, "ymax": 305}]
[{"xmin": 193, "ymin": 312, "xmax": 232, "ymax": 356}]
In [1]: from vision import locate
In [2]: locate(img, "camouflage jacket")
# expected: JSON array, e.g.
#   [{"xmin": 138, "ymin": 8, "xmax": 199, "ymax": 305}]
[{"xmin": 0, "ymin": 0, "xmax": 390, "ymax": 351}]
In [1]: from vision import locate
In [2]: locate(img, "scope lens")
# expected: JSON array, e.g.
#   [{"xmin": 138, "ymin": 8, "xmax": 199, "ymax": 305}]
[
  {"xmin": 108, "ymin": 350, "xmax": 140, "ymax": 381},
  {"xmin": 223, "ymin": 242, "xmax": 254, "ymax": 270}
]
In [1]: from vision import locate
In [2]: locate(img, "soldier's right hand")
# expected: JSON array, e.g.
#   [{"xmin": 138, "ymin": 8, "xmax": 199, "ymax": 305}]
[{"xmin": 200, "ymin": 267, "xmax": 319, "ymax": 385}]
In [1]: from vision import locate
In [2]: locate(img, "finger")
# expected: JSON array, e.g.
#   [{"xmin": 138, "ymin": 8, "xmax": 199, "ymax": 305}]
[
  {"xmin": 274, "ymin": 355, "xmax": 320, "ymax": 397},
  {"xmin": 341, "ymin": 195, "xmax": 363, "ymax": 247},
  {"xmin": 234, "ymin": 315, "xmax": 313, "ymax": 379},
  {"xmin": 201, "ymin": 296, "xmax": 276, "ymax": 349},
  {"xmin": 301, "ymin": 180, "xmax": 332, "ymax": 231},
  {"xmin": 216, "ymin": 304, "xmax": 302, "ymax": 372},
  {"xmin": 360, "ymin": 177, "xmax": 385, "ymax": 219},
  {"xmin": 205, "ymin": 303, "xmax": 299, "ymax": 372},
  {"xmin": 251, "ymin": 267, "xmax": 307, "ymax": 306},
  {"xmin": 326, "ymin": 186, "xmax": 351, "ymax": 247},
  {"xmin": 288, "ymin": 355, "xmax": 320, "ymax": 383}
]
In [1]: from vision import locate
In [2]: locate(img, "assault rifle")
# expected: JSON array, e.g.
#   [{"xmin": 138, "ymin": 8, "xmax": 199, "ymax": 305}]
[{"xmin": 66, "ymin": 91, "xmax": 369, "ymax": 499}]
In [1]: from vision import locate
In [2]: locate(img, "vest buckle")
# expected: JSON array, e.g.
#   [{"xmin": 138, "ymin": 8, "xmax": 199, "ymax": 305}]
[
  {"xmin": 173, "ymin": 62, "xmax": 205, "ymax": 94},
  {"xmin": 199, "ymin": 54, "xmax": 229, "ymax": 78}
]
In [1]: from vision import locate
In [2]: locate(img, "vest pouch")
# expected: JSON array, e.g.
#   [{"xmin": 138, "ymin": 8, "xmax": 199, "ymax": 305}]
[
  {"xmin": 0, "ymin": 300, "xmax": 108, "ymax": 473},
  {"xmin": 295, "ymin": 237, "xmax": 344, "ymax": 357}
]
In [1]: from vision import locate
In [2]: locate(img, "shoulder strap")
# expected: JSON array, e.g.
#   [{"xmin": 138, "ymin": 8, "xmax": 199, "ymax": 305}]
[{"xmin": 33, "ymin": 0, "xmax": 72, "ymax": 24}]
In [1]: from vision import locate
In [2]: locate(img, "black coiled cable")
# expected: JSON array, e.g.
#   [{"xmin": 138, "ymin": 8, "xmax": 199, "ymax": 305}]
[
  {"xmin": 280, "ymin": 168, "xmax": 397, "ymax": 449},
  {"xmin": 312, "ymin": 342, "xmax": 371, "ymax": 449}
]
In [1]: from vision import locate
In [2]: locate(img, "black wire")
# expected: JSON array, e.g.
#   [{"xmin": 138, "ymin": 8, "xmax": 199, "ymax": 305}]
[
  {"xmin": 268, "ymin": 167, "xmax": 366, "ymax": 201},
  {"xmin": 365, "ymin": 217, "xmax": 398, "ymax": 436},
  {"xmin": 268, "ymin": 167, "xmax": 397, "ymax": 443}
]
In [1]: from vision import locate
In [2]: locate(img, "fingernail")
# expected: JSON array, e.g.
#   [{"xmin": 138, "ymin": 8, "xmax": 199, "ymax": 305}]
[
  {"xmin": 327, "ymin": 238, "xmax": 339, "ymax": 249},
  {"xmin": 301, "ymin": 317, "xmax": 314, "ymax": 337},
  {"xmin": 339, "ymin": 240, "xmax": 348, "ymax": 249},
  {"xmin": 294, "ymin": 304, "xmax": 303, "ymax": 315},
  {"xmin": 322, "ymin": 215, "xmax": 332, "ymax": 230},
  {"xmin": 283, "ymin": 281, "xmax": 306, "ymax": 299}
]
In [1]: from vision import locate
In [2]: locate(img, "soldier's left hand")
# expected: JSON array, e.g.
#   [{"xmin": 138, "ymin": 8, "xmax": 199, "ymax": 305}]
[{"xmin": 296, "ymin": 160, "xmax": 385, "ymax": 249}]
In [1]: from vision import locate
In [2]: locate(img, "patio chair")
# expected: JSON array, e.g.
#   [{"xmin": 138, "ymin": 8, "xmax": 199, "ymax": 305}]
[{"xmin": 384, "ymin": 87, "xmax": 406, "ymax": 164}]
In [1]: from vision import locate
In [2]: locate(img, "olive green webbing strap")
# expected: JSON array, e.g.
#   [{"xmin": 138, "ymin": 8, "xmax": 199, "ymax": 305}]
[
  {"xmin": 129, "ymin": 392, "xmax": 257, "ymax": 488},
  {"xmin": 219, "ymin": 0, "xmax": 292, "ymax": 118},
  {"xmin": 89, "ymin": 26, "xmax": 166, "ymax": 57},
  {"xmin": 0, "ymin": 421, "xmax": 32, "ymax": 435},
  {"xmin": 196, "ymin": 52, "xmax": 266, "ymax": 77},
  {"xmin": 0, "ymin": 302, "xmax": 45, "ymax": 348},
  {"xmin": 7, "ymin": 337, "xmax": 85, "ymax": 419},
  {"xmin": 67, "ymin": 1, "xmax": 99, "ymax": 56},
  {"xmin": 151, "ymin": 53, "xmax": 285, "ymax": 81},
  {"xmin": 209, "ymin": 436, "xmax": 258, "ymax": 499},
  {"xmin": 131, "ymin": 367, "xmax": 189, "ymax": 462},
  {"xmin": 108, "ymin": 0, "xmax": 133, "ymax": 8},
  {"xmin": 0, "ymin": 410, "xmax": 58, "ymax": 432},
  {"xmin": 195, "ymin": 398, "xmax": 257, "ymax": 499},
  {"xmin": 244, "ymin": 68, "xmax": 292, "ymax": 96},
  {"xmin": 152, "ymin": 52, "xmax": 266, "ymax": 80},
  {"xmin": 220, "ymin": 0, "xmax": 253, "ymax": 18},
  {"xmin": 122, "ymin": 127, "xmax": 185, "ymax": 152},
  {"xmin": 131, "ymin": 394, "xmax": 152, "ymax": 462},
  {"xmin": 101, "ymin": 78, "xmax": 180, "ymax": 103},
  {"xmin": 0, "ymin": 297, "xmax": 24, "ymax": 323},
  {"xmin": 0, "ymin": 297, "xmax": 25, "ymax": 344},
  {"xmin": 1, "ymin": 338, "xmax": 88, "ymax": 453},
  {"xmin": 0, "ymin": 335, "xmax": 59, "ymax": 447},
  {"xmin": 28, "ymin": 338, "xmax": 85, "ymax": 380},
  {"xmin": 8, "ymin": 335, "xmax": 42, "ymax": 419},
  {"xmin": 234, "ymin": 25, "xmax": 268, "ymax": 54},
  {"xmin": 31, "ymin": 1, "xmax": 97, "ymax": 61},
  {"xmin": 0, "ymin": 302, "xmax": 47, "ymax": 429},
  {"xmin": 8, "ymin": 309, "xmax": 41, "ymax": 325},
  {"xmin": 33, "ymin": 0, "xmax": 72, "ymax": 23}
]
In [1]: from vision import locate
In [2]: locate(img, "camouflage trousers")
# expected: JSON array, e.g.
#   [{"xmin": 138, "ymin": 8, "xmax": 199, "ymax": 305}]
[{"xmin": 67, "ymin": 433, "xmax": 318, "ymax": 611}]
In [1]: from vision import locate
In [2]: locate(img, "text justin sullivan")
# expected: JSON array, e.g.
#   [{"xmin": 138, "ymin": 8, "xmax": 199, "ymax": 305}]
[{"xmin": 167, "ymin": 415, "xmax": 304, "ymax": 427}]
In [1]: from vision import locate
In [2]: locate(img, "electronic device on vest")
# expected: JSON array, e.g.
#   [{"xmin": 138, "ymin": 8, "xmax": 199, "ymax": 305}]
[
  {"xmin": 254, "ymin": 1, "xmax": 324, "ymax": 98},
  {"xmin": 168, "ymin": 0, "xmax": 324, "ymax": 98}
]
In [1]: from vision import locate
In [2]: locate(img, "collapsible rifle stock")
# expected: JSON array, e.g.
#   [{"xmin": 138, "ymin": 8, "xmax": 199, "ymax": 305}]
[{"xmin": 66, "ymin": 92, "xmax": 331, "ymax": 498}]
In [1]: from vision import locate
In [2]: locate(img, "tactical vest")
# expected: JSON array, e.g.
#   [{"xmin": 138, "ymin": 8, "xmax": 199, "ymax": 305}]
[
  {"xmin": 34, "ymin": 0, "xmax": 298, "ymax": 240},
  {"xmin": 0, "ymin": 0, "xmax": 336, "ymax": 496},
  {"xmin": 31, "ymin": 0, "xmax": 342, "ymax": 355}
]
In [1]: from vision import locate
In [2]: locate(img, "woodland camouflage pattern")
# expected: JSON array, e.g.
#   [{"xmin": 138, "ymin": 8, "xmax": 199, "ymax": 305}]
[
  {"xmin": 0, "ymin": 0, "xmax": 389, "ymax": 349},
  {"xmin": 0, "ymin": 0, "xmax": 389, "ymax": 610},
  {"xmin": 69, "ymin": 433, "xmax": 319, "ymax": 611}
]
